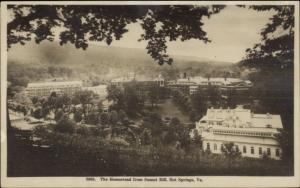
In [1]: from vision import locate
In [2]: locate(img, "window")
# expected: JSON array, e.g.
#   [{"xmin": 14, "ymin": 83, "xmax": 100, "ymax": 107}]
[
  {"xmin": 267, "ymin": 148, "xmax": 271, "ymax": 156},
  {"xmin": 276, "ymin": 149, "xmax": 280, "ymax": 157},
  {"xmin": 251, "ymin": 147, "xmax": 254, "ymax": 154},
  {"xmin": 259, "ymin": 147, "xmax": 262, "ymax": 155},
  {"xmin": 214, "ymin": 144, "xmax": 217, "ymax": 150},
  {"xmin": 207, "ymin": 143, "xmax": 210, "ymax": 150},
  {"xmin": 243, "ymin": 146, "xmax": 247, "ymax": 153}
]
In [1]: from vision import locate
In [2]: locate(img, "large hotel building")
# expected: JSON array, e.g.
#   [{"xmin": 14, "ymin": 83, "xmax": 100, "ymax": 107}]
[
  {"xmin": 195, "ymin": 106, "xmax": 283, "ymax": 160},
  {"xmin": 25, "ymin": 81, "xmax": 82, "ymax": 97},
  {"xmin": 168, "ymin": 76, "xmax": 253, "ymax": 95}
]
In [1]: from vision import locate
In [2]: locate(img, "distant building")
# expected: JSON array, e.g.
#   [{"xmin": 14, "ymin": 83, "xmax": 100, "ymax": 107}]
[
  {"xmin": 111, "ymin": 74, "xmax": 165, "ymax": 97},
  {"xmin": 25, "ymin": 81, "xmax": 82, "ymax": 97},
  {"xmin": 111, "ymin": 74, "xmax": 164, "ymax": 87},
  {"xmin": 167, "ymin": 76, "xmax": 252, "ymax": 99},
  {"xmin": 195, "ymin": 106, "xmax": 283, "ymax": 160},
  {"xmin": 167, "ymin": 78, "xmax": 198, "ymax": 95}
]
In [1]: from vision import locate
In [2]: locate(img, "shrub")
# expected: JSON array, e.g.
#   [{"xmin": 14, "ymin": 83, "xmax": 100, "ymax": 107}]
[
  {"xmin": 53, "ymin": 116, "xmax": 76, "ymax": 134},
  {"xmin": 76, "ymin": 125, "xmax": 91, "ymax": 136}
]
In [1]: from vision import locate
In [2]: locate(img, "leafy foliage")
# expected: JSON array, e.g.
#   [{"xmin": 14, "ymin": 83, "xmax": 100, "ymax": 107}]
[
  {"xmin": 242, "ymin": 5, "xmax": 294, "ymax": 69},
  {"xmin": 221, "ymin": 142, "xmax": 241, "ymax": 159},
  {"xmin": 53, "ymin": 115, "xmax": 76, "ymax": 134},
  {"xmin": 7, "ymin": 5, "xmax": 225, "ymax": 65}
]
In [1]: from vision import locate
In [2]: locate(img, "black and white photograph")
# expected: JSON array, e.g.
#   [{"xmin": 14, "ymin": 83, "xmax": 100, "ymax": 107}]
[{"xmin": 1, "ymin": 1, "xmax": 299, "ymax": 187}]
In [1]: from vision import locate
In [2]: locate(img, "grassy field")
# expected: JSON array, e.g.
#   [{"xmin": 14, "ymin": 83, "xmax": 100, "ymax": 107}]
[{"xmin": 152, "ymin": 99, "xmax": 192, "ymax": 123}]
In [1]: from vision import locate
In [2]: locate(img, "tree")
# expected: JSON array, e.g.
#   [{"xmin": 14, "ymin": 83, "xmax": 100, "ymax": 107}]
[
  {"xmin": 189, "ymin": 110, "xmax": 197, "ymax": 122},
  {"xmin": 242, "ymin": 5, "xmax": 294, "ymax": 69},
  {"xmin": 76, "ymin": 125, "xmax": 90, "ymax": 136},
  {"xmin": 109, "ymin": 110, "xmax": 119, "ymax": 125},
  {"xmin": 31, "ymin": 96, "xmax": 39, "ymax": 105},
  {"xmin": 41, "ymin": 106, "xmax": 50, "ymax": 119},
  {"xmin": 73, "ymin": 90, "xmax": 94, "ymax": 117},
  {"xmin": 221, "ymin": 142, "xmax": 241, "ymax": 167},
  {"xmin": 142, "ymin": 113, "xmax": 163, "ymax": 135},
  {"xmin": 192, "ymin": 129, "xmax": 202, "ymax": 147},
  {"xmin": 73, "ymin": 111, "xmax": 83, "ymax": 123},
  {"xmin": 99, "ymin": 112, "xmax": 109, "ymax": 126},
  {"xmin": 107, "ymin": 85, "xmax": 126, "ymax": 110},
  {"xmin": 148, "ymin": 85, "xmax": 160, "ymax": 107},
  {"xmin": 32, "ymin": 107, "xmax": 43, "ymax": 119},
  {"xmin": 163, "ymin": 117, "xmax": 181, "ymax": 145},
  {"xmin": 140, "ymin": 129, "xmax": 152, "ymax": 145},
  {"xmin": 54, "ymin": 108, "xmax": 64, "ymax": 122},
  {"xmin": 7, "ymin": 5, "xmax": 225, "ymax": 65},
  {"xmin": 12, "ymin": 92, "xmax": 32, "ymax": 105},
  {"xmin": 118, "ymin": 109, "xmax": 127, "ymax": 123},
  {"xmin": 207, "ymin": 85, "xmax": 221, "ymax": 106},
  {"xmin": 275, "ymin": 129, "xmax": 293, "ymax": 162},
  {"xmin": 53, "ymin": 115, "xmax": 76, "ymax": 134},
  {"xmin": 227, "ymin": 89, "xmax": 237, "ymax": 108},
  {"xmin": 124, "ymin": 83, "xmax": 145, "ymax": 117},
  {"xmin": 85, "ymin": 112, "xmax": 99, "ymax": 125},
  {"xmin": 191, "ymin": 88, "xmax": 207, "ymax": 117}
]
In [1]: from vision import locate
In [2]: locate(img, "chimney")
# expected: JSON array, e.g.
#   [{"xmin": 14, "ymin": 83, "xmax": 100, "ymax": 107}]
[{"xmin": 183, "ymin": 72, "xmax": 187, "ymax": 79}]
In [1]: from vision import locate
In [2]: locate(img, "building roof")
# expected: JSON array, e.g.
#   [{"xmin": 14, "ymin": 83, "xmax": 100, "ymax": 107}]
[
  {"xmin": 173, "ymin": 76, "xmax": 251, "ymax": 86},
  {"xmin": 199, "ymin": 107, "xmax": 283, "ymax": 129},
  {"xmin": 27, "ymin": 81, "xmax": 82, "ymax": 88},
  {"xmin": 111, "ymin": 75, "xmax": 163, "ymax": 83},
  {"xmin": 252, "ymin": 114, "xmax": 283, "ymax": 129},
  {"xmin": 203, "ymin": 107, "xmax": 252, "ymax": 124}
]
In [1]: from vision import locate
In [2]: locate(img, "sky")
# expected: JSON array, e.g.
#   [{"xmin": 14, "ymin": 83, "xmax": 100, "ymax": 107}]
[
  {"xmin": 8, "ymin": 5, "xmax": 276, "ymax": 63},
  {"xmin": 92, "ymin": 6, "xmax": 275, "ymax": 63}
]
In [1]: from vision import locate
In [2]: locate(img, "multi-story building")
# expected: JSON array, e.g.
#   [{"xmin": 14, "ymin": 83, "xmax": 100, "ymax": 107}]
[
  {"xmin": 25, "ymin": 81, "xmax": 82, "ymax": 97},
  {"xmin": 167, "ymin": 78, "xmax": 198, "ymax": 95},
  {"xmin": 111, "ymin": 74, "xmax": 165, "ymax": 97},
  {"xmin": 195, "ymin": 106, "xmax": 283, "ymax": 160},
  {"xmin": 168, "ymin": 76, "xmax": 252, "ymax": 94},
  {"xmin": 111, "ymin": 74, "xmax": 165, "ymax": 87}
]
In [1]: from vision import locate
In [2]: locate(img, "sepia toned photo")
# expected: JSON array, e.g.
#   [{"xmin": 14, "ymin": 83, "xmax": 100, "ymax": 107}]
[{"xmin": 1, "ymin": 1, "xmax": 299, "ymax": 187}]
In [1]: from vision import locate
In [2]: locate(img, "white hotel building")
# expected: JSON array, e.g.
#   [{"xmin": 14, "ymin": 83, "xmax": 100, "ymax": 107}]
[
  {"xmin": 25, "ymin": 81, "xmax": 82, "ymax": 97},
  {"xmin": 195, "ymin": 106, "xmax": 283, "ymax": 160}
]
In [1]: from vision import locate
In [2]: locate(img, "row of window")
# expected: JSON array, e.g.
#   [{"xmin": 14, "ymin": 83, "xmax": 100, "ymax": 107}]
[
  {"xmin": 212, "ymin": 129, "xmax": 273, "ymax": 137},
  {"xmin": 206, "ymin": 143, "xmax": 280, "ymax": 157}
]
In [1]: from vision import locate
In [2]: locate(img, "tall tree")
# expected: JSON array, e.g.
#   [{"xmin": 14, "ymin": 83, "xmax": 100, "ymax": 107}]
[{"xmin": 148, "ymin": 85, "xmax": 160, "ymax": 107}]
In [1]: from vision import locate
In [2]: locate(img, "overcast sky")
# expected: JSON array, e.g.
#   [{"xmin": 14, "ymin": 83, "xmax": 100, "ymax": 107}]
[
  {"xmin": 92, "ymin": 6, "xmax": 275, "ymax": 63},
  {"xmin": 9, "ymin": 5, "xmax": 276, "ymax": 63}
]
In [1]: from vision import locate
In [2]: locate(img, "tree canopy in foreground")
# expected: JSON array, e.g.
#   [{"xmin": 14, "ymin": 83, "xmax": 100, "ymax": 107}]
[
  {"xmin": 7, "ymin": 5, "xmax": 295, "ymax": 67},
  {"xmin": 7, "ymin": 5, "xmax": 225, "ymax": 65}
]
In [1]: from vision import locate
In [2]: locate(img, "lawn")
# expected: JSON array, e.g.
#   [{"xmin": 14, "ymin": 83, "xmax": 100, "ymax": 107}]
[{"xmin": 152, "ymin": 99, "xmax": 192, "ymax": 123}]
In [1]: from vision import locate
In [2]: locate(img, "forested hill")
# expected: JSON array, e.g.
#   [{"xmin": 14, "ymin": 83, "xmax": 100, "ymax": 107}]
[{"xmin": 8, "ymin": 41, "xmax": 237, "ymax": 79}]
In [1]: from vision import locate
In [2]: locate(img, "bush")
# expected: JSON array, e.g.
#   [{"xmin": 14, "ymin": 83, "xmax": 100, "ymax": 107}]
[
  {"xmin": 76, "ymin": 125, "xmax": 91, "ymax": 136},
  {"xmin": 53, "ymin": 116, "xmax": 76, "ymax": 134}
]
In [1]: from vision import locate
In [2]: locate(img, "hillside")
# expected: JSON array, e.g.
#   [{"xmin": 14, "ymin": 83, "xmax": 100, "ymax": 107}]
[{"xmin": 8, "ymin": 41, "xmax": 237, "ymax": 80}]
